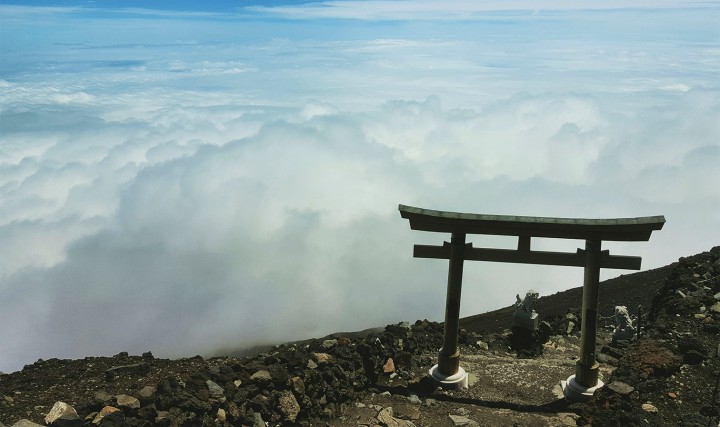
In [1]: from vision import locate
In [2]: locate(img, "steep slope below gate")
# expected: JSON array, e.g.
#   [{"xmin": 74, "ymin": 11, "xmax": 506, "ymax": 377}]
[{"xmin": 1, "ymin": 248, "xmax": 717, "ymax": 427}]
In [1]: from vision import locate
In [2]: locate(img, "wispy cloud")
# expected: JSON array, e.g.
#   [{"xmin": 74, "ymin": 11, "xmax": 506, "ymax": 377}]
[{"xmin": 247, "ymin": 0, "xmax": 716, "ymax": 20}]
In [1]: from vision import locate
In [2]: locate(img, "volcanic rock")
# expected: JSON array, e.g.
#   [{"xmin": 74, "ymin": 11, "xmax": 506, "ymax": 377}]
[
  {"xmin": 93, "ymin": 390, "xmax": 112, "ymax": 404},
  {"xmin": 383, "ymin": 357, "xmax": 395, "ymax": 373},
  {"xmin": 91, "ymin": 406, "xmax": 120, "ymax": 425},
  {"xmin": 449, "ymin": 414, "xmax": 479, "ymax": 426},
  {"xmin": 115, "ymin": 394, "xmax": 140, "ymax": 409},
  {"xmin": 607, "ymin": 381, "xmax": 635, "ymax": 395},
  {"xmin": 312, "ymin": 352, "xmax": 333, "ymax": 365},
  {"xmin": 377, "ymin": 406, "xmax": 416, "ymax": 427},
  {"xmin": 136, "ymin": 385, "xmax": 155, "ymax": 401},
  {"xmin": 205, "ymin": 379, "xmax": 225, "ymax": 399},
  {"xmin": 249, "ymin": 370, "xmax": 271, "ymax": 382},
  {"xmin": 44, "ymin": 401, "xmax": 81, "ymax": 426},
  {"xmin": 277, "ymin": 390, "xmax": 300, "ymax": 422},
  {"xmin": 642, "ymin": 403, "xmax": 659, "ymax": 413}
]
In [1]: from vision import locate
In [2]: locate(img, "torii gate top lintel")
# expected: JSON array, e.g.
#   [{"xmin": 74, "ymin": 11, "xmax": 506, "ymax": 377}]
[{"xmin": 399, "ymin": 204, "xmax": 665, "ymax": 242}]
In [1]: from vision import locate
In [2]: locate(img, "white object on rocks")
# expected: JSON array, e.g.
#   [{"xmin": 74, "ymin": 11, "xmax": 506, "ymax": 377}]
[{"xmin": 45, "ymin": 401, "xmax": 80, "ymax": 425}]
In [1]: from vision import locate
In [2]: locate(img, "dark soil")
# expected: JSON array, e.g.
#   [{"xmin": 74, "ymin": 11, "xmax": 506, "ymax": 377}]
[{"xmin": 1, "ymin": 247, "xmax": 718, "ymax": 427}]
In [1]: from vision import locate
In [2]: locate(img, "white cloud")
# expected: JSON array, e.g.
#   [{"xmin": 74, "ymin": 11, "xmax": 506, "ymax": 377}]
[
  {"xmin": 2, "ymin": 89, "xmax": 718, "ymax": 371},
  {"xmin": 0, "ymin": 4, "xmax": 718, "ymax": 373}
]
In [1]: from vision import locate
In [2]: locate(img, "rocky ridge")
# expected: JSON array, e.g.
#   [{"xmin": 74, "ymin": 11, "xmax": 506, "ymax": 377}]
[{"xmin": 1, "ymin": 247, "xmax": 718, "ymax": 426}]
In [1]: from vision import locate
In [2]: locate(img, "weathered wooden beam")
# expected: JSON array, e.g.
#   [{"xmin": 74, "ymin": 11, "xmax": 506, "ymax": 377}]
[
  {"xmin": 413, "ymin": 244, "xmax": 642, "ymax": 270},
  {"xmin": 400, "ymin": 204, "xmax": 665, "ymax": 242}
]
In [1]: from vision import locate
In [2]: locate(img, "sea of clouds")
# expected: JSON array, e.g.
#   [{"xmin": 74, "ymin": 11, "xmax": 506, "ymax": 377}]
[{"xmin": 0, "ymin": 3, "xmax": 718, "ymax": 373}]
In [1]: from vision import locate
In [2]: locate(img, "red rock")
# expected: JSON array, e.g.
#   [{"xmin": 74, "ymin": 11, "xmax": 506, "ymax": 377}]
[{"xmin": 383, "ymin": 358, "xmax": 395, "ymax": 373}]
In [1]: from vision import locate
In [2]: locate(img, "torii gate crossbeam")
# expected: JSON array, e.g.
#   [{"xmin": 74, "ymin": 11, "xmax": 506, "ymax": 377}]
[{"xmin": 399, "ymin": 204, "xmax": 665, "ymax": 400}]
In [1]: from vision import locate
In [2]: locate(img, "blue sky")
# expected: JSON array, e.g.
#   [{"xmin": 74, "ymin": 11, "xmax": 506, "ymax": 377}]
[{"xmin": 0, "ymin": 0, "xmax": 719, "ymax": 372}]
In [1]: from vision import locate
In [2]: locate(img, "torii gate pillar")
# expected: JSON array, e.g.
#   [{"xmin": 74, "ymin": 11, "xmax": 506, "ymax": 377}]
[
  {"xmin": 563, "ymin": 239, "xmax": 604, "ymax": 400},
  {"xmin": 429, "ymin": 232, "xmax": 470, "ymax": 388},
  {"xmin": 399, "ymin": 204, "xmax": 664, "ymax": 398}
]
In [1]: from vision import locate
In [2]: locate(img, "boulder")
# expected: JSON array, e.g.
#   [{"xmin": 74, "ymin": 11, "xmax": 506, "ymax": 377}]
[
  {"xmin": 115, "ymin": 394, "xmax": 140, "ymax": 409},
  {"xmin": 45, "ymin": 401, "xmax": 82, "ymax": 426},
  {"xmin": 137, "ymin": 385, "xmax": 156, "ymax": 402},
  {"xmin": 206, "ymin": 380, "xmax": 225, "ymax": 399},
  {"xmin": 277, "ymin": 390, "xmax": 301, "ymax": 422}
]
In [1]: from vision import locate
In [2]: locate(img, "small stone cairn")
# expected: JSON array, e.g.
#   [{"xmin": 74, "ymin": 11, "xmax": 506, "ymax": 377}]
[
  {"xmin": 513, "ymin": 290, "xmax": 540, "ymax": 331},
  {"xmin": 510, "ymin": 290, "xmax": 550, "ymax": 357},
  {"xmin": 611, "ymin": 305, "xmax": 636, "ymax": 344}
]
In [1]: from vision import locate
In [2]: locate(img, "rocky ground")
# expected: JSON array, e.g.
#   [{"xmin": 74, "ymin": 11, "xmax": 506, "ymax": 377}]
[{"xmin": 1, "ymin": 247, "xmax": 718, "ymax": 427}]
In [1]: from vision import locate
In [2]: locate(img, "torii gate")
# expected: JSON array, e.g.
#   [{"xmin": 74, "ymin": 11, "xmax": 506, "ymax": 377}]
[{"xmin": 399, "ymin": 204, "xmax": 665, "ymax": 400}]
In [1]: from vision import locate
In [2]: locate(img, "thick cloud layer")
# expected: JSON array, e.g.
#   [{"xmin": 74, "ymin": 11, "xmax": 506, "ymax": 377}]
[{"xmin": 1, "ymin": 3, "xmax": 718, "ymax": 373}]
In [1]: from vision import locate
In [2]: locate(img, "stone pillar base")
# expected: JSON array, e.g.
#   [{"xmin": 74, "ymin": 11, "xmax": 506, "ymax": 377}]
[
  {"xmin": 562, "ymin": 374, "xmax": 604, "ymax": 402},
  {"xmin": 429, "ymin": 365, "xmax": 468, "ymax": 389}
]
